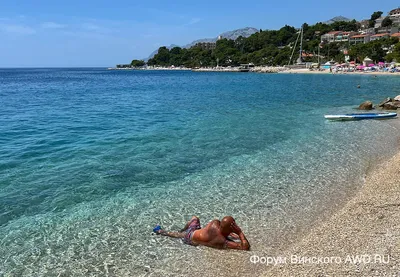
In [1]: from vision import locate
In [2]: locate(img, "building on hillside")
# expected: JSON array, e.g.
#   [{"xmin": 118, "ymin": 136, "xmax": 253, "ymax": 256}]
[
  {"xmin": 390, "ymin": 26, "xmax": 399, "ymax": 34},
  {"xmin": 375, "ymin": 8, "xmax": 400, "ymax": 29},
  {"xmin": 360, "ymin": 28, "xmax": 376, "ymax": 35},
  {"xmin": 321, "ymin": 31, "xmax": 360, "ymax": 43},
  {"xmin": 389, "ymin": 16, "xmax": 400, "ymax": 28},
  {"xmin": 389, "ymin": 8, "xmax": 400, "ymax": 17},
  {"xmin": 349, "ymin": 34, "xmax": 371, "ymax": 44},
  {"xmin": 321, "ymin": 31, "xmax": 342, "ymax": 43},
  {"xmin": 336, "ymin": 32, "xmax": 358, "ymax": 42},
  {"xmin": 359, "ymin": 19, "xmax": 370, "ymax": 30},
  {"xmin": 194, "ymin": 42, "xmax": 216, "ymax": 50},
  {"xmin": 370, "ymin": 33, "xmax": 390, "ymax": 41},
  {"xmin": 375, "ymin": 17, "xmax": 384, "ymax": 29}
]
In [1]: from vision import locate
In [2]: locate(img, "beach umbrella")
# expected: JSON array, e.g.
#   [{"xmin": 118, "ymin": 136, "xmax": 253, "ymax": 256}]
[
  {"xmin": 356, "ymin": 65, "xmax": 365, "ymax": 69},
  {"xmin": 378, "ymin": 62, "xmax": 385, "ymax": 65},
  {"xmin": 368, "ymin": 63, "xmax": 375, "ymax": 67},
  {"xmin": 350, "ymin": 61, "xmax": 355, "ymax": 64}
]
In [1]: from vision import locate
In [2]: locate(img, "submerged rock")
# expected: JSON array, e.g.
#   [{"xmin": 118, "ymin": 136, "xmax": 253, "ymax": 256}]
[{"xmin": 359, "ymin": 101, "xmax": 373, "ymax": 110}]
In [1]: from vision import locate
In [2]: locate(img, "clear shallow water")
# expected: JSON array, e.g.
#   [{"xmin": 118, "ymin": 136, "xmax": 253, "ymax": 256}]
[{"xmin": 1, "ymin": 69, "xmax": 400, "ymax": 276}]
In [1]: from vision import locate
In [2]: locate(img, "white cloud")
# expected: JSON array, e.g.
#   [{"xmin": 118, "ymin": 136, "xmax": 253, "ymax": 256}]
[
  {"xmin": 0, "ymin": 23, "xmax": 36, "ymax": 35},
  {"xmin": 41, "ymin": 22, "xmax": 66, "ymax": 29}
]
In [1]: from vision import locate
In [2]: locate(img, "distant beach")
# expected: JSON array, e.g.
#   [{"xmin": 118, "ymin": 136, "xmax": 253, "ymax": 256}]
[
  {"xmin": 280, "ymin": 68, "xmax": 400, "ymax": 76},
  {"xmin": 108, "ymin": 65, "xmax": 400, "ymax": 76}
]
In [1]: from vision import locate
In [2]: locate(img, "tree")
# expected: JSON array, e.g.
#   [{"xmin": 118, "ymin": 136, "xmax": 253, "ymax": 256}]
[
  {"xmin": 348, "ymin": 39, "xmax": 392, "ymax": 63},
  {"xmin": 214, "ymin": 38, "xmax": 240, "ymax": 66},
  {"xmin": 147, "ymin": 47, "xmax": 171, "ymax": 66},
  {"xmin": 371, "ymin": 11, "xmax": 383, "ymax": 21},
  {"xmin": 131, "ymin": 59, "xmax": 145, "ymax": 67},
  {"xmin": 331, "ymin": 20, "xmax": 359, "ymax": 32},
  {"xmin": 136, "ymin": 11, "xmax": 395, "ymax": 68},
  {"xmin": 169, "ymin": 47, "xmax": 183, "ymax": 66},
  {"xmin": 381, "ymin": 16, "xmax": 393, "ymax": 28},
  {"xmin": 385, "ymin": 41, "xmax": 400, "ymax": 62},
  {"xmin": 369, "ymin": 11, "xmax": 383, "ymax": 28}
]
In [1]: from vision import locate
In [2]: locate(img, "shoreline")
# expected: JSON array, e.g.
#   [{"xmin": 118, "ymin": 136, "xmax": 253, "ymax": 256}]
[
  {"xmin": 261, "ymin": 132, "xmax": 400, "ymax": 276},
  {"xmin": 108, "ymin": 66, "xmax": 400, "ymax": 76},
  {"xmin": 279, "ymin": 68, "xmax": 400, "ymax": 76}
]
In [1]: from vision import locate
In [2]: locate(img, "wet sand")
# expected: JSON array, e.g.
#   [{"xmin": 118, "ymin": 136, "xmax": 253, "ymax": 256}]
[{"xmin": 262, "ymin": 144, "xmax": 400, "ymax": 276}]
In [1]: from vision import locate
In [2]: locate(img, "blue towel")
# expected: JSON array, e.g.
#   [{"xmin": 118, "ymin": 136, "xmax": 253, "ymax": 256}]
[{"xmin": 153, "ymin": 225, "xmax": 162, "ymax": 233}]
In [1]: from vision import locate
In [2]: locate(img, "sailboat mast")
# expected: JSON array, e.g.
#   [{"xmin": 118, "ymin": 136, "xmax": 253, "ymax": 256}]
[
  {"xmin": 288, "ymin": 27, "xmax": 301, "ymax": 66},
  {"xmin": 299, "ymin": 24, "xmax": 303, "ymax": 63}
]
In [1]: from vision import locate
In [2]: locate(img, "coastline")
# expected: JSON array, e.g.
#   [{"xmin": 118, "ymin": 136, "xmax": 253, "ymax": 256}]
[
  {"xmin": 108, "ymin": 66, "xmax": 400, "ymax": 76},
  {"xmin": 262, "ymin": 132, "xmax": 400, "ymax": 276},
  {"xmin": 279, "ymin": 68, "xmax": 400, "ymax": 76}
]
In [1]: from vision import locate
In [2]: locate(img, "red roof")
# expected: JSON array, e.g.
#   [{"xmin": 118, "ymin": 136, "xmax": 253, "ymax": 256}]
[
  {"xmin": 371, "ymin": 33, "xmax": 389, "ymax": 37},
  {"xmin": 350, "ymin": 34, "xmax": 369, "ymax": 38},
  {"xmin": 389, "ymin": 8, "xmax": 400, "ymax": 15},
  {"xmin": 391, "ymin": 33, "xmax": 400, "ymax": 37},
  {"xmin": 326, "ymin": 31, "xmax": 342, "ymax": 35}
]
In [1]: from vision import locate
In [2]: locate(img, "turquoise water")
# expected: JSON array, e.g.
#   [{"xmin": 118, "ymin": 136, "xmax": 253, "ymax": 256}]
[{"xmin": 1, "ymin": 69, "xmax": 400, "ymax": 276}]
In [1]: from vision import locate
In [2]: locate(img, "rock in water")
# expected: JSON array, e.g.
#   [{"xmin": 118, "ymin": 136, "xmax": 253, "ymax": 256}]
[
  {"xmin": 383, "ymin": 103, "xmax": 398, "ymax": 110},
  {"xmin": 394, "ymin": 95, "xmax": 400, "ymax": 101},
  {"xmin": 358, "ymin": 101, "xmax": 373, "ymax": 110},
  {"xmin": 378, "ymin": 97, "xmax": 393, "ymax": 107}
]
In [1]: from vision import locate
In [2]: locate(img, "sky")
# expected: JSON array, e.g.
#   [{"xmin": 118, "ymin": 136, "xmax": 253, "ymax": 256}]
[{"xmin": 0, "ymin": 0, "xmax": 399, "ymax": 67}]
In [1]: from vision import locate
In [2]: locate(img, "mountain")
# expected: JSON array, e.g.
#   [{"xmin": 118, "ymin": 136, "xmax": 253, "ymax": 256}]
[
  {"xmin": 183, "ymin": 27, "xmax": 259, "ymax": 48},
  {"xmin": 144, "ymin": 27, "xmax": 258, "ymax": 61},
  {"xmin": 324, "ymin": 16, "xmax": 353, "ymax": 24}
]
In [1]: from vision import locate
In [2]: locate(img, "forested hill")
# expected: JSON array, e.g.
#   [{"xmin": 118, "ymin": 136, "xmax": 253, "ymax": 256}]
[
  {"xmin": 135, "ymin": 13, "xmax": 400, "ymax": 68},
  {"xmin": 145, "ymin": 27, "xmax": 258, "ymax": 61}
]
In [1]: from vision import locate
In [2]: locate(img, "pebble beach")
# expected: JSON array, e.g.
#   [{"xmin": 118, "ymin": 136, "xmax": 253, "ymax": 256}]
[{"xmin": 263, "ymin": 143, "xmax": 400, "ymax": 276}]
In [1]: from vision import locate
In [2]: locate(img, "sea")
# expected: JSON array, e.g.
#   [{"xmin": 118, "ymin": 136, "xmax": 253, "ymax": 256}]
[{"xmin": 1, "ymin": 68, "xmax": 400, "ymax": 276}]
